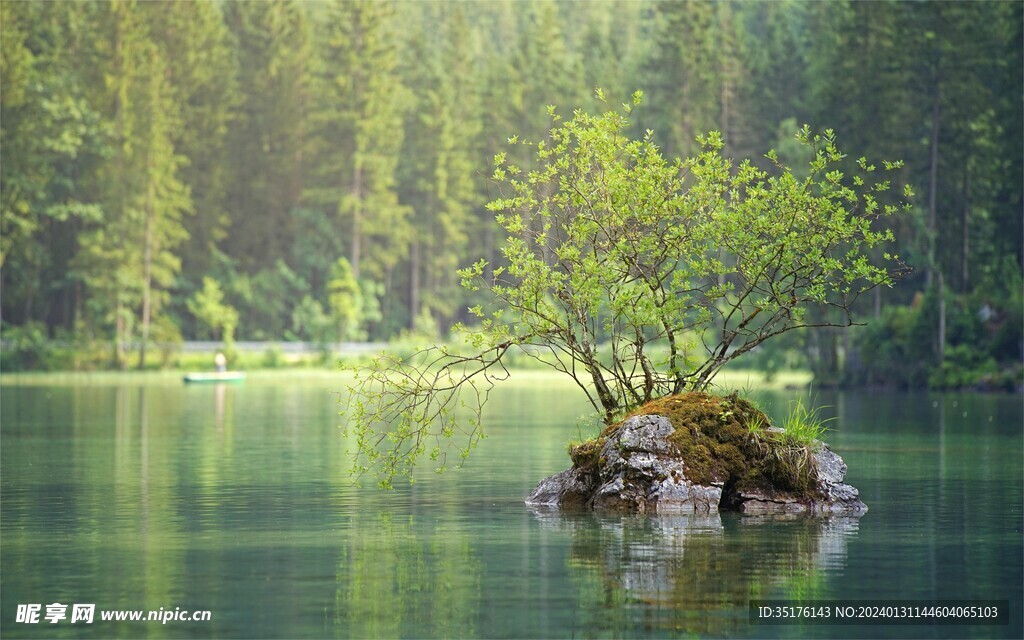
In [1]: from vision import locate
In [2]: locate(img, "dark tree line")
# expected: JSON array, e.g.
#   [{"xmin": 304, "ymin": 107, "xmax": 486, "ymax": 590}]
[{"xmin": 2, "ymin": 0, "xmax": 1020, "ymax": 386}]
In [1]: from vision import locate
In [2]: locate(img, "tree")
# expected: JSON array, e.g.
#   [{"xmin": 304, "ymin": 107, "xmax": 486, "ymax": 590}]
[
  {"xmin": 327, "ymin": 257, "xmax": 363, "ymax": 342},
  {"xmin": 344, "ymin": 98, "xmax": 909, "ymax": 485},
  {"xmin": 0, "ymin": 1, "xmax": 106, "ymax": 328},
  {"xmin": 397, "ymin": 3, "xmax": 482, "ymax": 335},
  {"xmin": 303, "ymin": 0, "xmax": 410, "ymax": 338},
  {"xmin": 187, "ymin": 276, "xmax": 238, "ymax": 352},
  {"xmin": 71, "ymin": 1, "xmax": 191, "ymax": 369},
  {"xmin": 640, "ymin": 0, "xmax": 723, "ymax": 159},
  {"xmin": 738, "ymin": 0, "xmax": 813, "ymax": 157},
  {"xmin": 513, "ymin": 0, "xmax": 578, "ymax": 139},
  {"xmin": 147, "ymin": 0, "xmax": 238, "ymax": 299},
  {"xmin": 306, "ymin": 0, "xmax": 409, "ymax": 283},
  {"xmin": 813, "ymin": 1, "xmax": 1018, "ymax": 368},
  {"xmin": 221, "ymin": 0, "xmax": 309, "ymax": 274}
]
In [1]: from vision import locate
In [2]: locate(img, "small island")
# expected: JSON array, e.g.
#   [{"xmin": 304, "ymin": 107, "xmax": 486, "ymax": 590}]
[
  {"xmin": 527, "ymin": 391, "xmax": 866, "ymax": 515},
  {"xmin": 344, "ymin": 100, "xmax": 908, "ymax": 493}
]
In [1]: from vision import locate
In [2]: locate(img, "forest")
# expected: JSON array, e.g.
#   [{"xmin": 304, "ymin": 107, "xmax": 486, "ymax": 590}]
[{"xmin": 1, "ymin": 0, "xmax": 1021, "ymax": 390}]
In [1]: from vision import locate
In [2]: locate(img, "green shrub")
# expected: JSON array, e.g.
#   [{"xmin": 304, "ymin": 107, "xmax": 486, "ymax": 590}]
[
  {"xmin": 845, "ymin": 286, "xmax": 1019, "ymax": 390},
  {"xmin": 929, "ymin": 344, "xmax": 998, "ymax": 390},
  {"xmin": 261, "ymin": 344, "xmax": 285, "ymax": 368},
  {"xmin": 0, "ymin": 322, "xmax": 53, "ymax": 371}
]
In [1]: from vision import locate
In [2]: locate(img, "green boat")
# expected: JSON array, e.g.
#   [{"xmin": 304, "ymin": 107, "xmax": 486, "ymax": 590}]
[{"xmin": 183, "ymin": 372, "xmax": 247, "ymax": 384}]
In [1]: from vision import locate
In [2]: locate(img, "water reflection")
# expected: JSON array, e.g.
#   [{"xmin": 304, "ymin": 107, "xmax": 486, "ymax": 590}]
[
  {"xmin": 530, "ymin": 507, "xmax": 859, "ymax": 635},
  {"xmin": 333, "ymin": 511, "xmax": 480, "ymax": 638},
  {"xmin": 3, "ymin": 380, "xmax": 1019, "ymax": 639}
]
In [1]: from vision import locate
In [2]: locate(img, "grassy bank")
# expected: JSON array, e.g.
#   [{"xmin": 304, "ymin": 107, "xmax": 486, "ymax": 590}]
[
  {"xmin": 0, "ymin": 364, "xmax": 811, "ymax": 391},
  {"xmin": 1, "ymin": 337, "xmax": 811, "ymax": 390}
]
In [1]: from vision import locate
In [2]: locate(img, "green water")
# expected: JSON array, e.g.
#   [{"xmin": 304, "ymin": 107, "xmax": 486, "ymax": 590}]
[{"xmin": 2, "ymin": 372, "xmax": 1022, "ymax": 638}]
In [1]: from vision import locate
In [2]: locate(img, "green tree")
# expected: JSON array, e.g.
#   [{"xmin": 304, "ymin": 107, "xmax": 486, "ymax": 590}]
[
  {"xmin": 306, "ymin": 0, "xmax": 409, "ymax": 283},
  {"xmin": 146, "ymin": 0, "xmax": 239, "ymax": 297},
  {"xmin": 514, "ymin": 0, "xmax": 578, "ymax": 139},
  {"xmin": 0, "ymin": 1, "xmax": 106, "ymax": 328},
  {"xmin": 737, "ymin": 0, "xmax": 813, "ymax": 157},
  {"xmin": 290, "ymin": 295, "xmax": 333, "ymax": 347},
  {"xmin": 327, "ymin": 257, "xmax": 363, "ymax": 342},
  {"xmin": 811, "ymin": 0, "xmax": 1020, "ymax": 373},
  {"xmin": 640, "ymin": 0, "xmax": 723, "ymax": 159},
  {"xmin": 303, "ymin": 0, "xmax": 410, "ymax": 338},
  {"xmin": 345, "ymin": 99, "xmax": 909, "ymax": 485},
  {"xmin": 71, "ymin": 0, "xmax": 191, "ymax": 368},
  {"xmin": 221, "ymin": 0, "xmax": 310, "ymax": 274},
  {"xmin": 2, "ymin": 0, "xmax": 1016, "ymax": 384},
  {"xmin": 187, "ymin": 276, "xmax": 238, "ymax": 351},
  {"xmin": 397, "ymin": 3, "xmax": 482, "ymax": 335},
  {"xmin": 571, "ymin": 1, "xmax": 648, "ymax": 116},
  {"xmin": 236, "ymin": 259, "xmax": 309, "ymax": 340}
]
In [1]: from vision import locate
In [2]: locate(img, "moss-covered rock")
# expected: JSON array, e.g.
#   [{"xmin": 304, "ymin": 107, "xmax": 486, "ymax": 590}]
[{"xmin": 527, "ymin": 392, "xmax": 867, "ymax": 515}]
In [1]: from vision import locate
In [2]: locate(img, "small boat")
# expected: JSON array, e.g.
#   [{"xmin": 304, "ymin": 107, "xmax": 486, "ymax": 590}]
[{"xmin": 183, "ymin": 371, "xmax": 247, "ymax": 384}]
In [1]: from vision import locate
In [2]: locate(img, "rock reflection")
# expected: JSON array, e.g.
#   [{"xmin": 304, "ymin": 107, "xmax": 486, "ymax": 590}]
[{"xmin": 530, "ymin": 507, "xmax": 859, "ymax": 635}]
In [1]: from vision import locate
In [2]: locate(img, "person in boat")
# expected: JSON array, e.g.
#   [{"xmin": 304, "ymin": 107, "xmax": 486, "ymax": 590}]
[{"xmin": 215, "ymin": 351, "xmax": 227, "ymax": 373}]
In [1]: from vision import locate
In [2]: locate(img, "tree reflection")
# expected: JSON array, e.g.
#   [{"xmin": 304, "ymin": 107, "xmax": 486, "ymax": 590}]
[
  {"xmin": 530, "ymin": 507, "xmax": 859, "ymax": 636},
  {"xmin": 334, "ymin": 512, "xmax": 480, "ymax": 638}
]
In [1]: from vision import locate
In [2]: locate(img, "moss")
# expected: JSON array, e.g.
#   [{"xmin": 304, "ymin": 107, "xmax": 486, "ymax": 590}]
[
  {"xmin": 568, "ymin": 438, "xmax": 604, "ymax": 473},
  {"xmin": 582, "ymin": 392, "xmax": 821, "ymax": 500}
]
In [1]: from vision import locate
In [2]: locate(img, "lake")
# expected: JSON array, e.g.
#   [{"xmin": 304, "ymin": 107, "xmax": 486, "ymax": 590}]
[{"xmin": 2, "ymin": 371, "xmax": 1021, "ymax": 638}]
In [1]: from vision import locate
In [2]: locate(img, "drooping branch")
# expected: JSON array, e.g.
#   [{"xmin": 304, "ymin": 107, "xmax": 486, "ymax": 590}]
[{"xmin": 342, "ymin": 343, "xmax": 513, "ymax": 487}]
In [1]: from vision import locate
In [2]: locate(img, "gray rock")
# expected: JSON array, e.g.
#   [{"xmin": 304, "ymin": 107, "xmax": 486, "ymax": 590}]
[
  {"xmin": 588, "ymin": 415, "xmax": 726, "ymax": 513},
  {"xmin": 737, "ymin": 494, "xmax": 809, "ymax": 515},
  {"xmin": 813, "ymin": 443, "xmax": 848, "ymax": 485},
  {"xmin": 614, "ymin": 414, "xmax": 676, "ymax": 454},
  {"xmin": 655, "ymin": 475, "xmax": 722, "ymax": 514},
  {"xmin": 526, "ymin": 408, "xmax": 868, "ymax": 516},
  {"xmin": 525, "ymin": 467, "xmax": 595, "ymax": 508}
]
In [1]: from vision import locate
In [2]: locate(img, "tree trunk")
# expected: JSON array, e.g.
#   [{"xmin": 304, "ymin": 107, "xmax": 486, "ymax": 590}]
[
  {"xmin": 138, "ymin": 175, "xmax": 155, "ymax": 370},
  {"xmin": 409, "ymin": 240, "xmax": 420, "ymax": 333},
  {"xmin": 113, "ymin": 14, "xmax": 125, "ymax": 370},
  {"xmin": 74, "ymin": 281, "xmax": 82, "ymax": 331},
  {"xmin": 22, "ymin": 286, "xmax": 33, "ymax": 326},
  {"xmin": 927, "ymin": 79, "xmax": 941, "ymax": 288},
  {"xmin": 349, "ymin": 11, "xmax": 364, "ymax": 281},
  {"xmin": 961, "ymin": 165, "xmax": 970, "ymax": 292},
  {"xmin": 589, "ymin": 362, "xmax": 617, "ymax": 423},
  {"xmin": 351, "ymin": 161, "xmax": 363, "ymax": 280},
  {"xmin": 937, "ymin": 270, "xmax": 946, "ymax": 364},
  {"xmin": 115, "ymin": 296, "xmax": 125, "ymax": 369}
]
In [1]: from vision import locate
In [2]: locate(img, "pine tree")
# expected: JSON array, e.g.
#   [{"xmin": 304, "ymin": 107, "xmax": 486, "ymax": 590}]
[
  {"xmin": 146, "ymin": 1, "xmax": 238, "ymax": 304},
  {"xmin": 71, "ymin": 0, "xmax": 191, "ymax": 368},
  {"xmin": 397, "ymin": 3, "xmax": 482, "ymax": 334},
  {"xmin": 222, "ymin": 0, "xmax": 310, "ymax": 275},
  {"xmin": 305, "ymin": 0, "xmax": 410, "ymax": 336},
  {"xmin": 640, "ymin": 0, "xmax": 721, "ymax": 158}
]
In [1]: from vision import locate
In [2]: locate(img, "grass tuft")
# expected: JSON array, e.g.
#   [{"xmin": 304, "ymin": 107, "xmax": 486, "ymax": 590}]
[{"xmin": 780, "ymin": 397, "xmax": 834, "ymax": 448}]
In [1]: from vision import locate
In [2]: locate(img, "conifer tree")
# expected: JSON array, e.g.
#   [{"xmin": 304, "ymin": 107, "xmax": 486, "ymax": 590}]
[
  {"xmin": 147, "ymin": 0, "xmax": 238, "ymax": 297},
  {"xmin": 72, "ymin": 1, "xmax": 190, "ymax": 368},
  {"xmin": 306, "ymin": 0, "xmax": 409, "ymax": 335},
  {"xmin": 222, "ymin": 0, "xmax": 309, "ymax": 274},
  {"xmin": 397, "ymin": 4, "xmax": 482, "ymax": 334}
]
